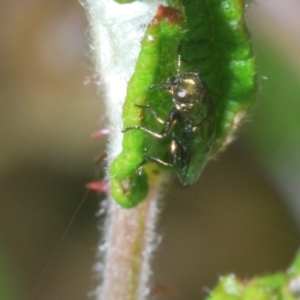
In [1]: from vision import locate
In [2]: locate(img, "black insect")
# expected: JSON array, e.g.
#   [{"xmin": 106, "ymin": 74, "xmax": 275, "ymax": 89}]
[{"xmin": 122, "ymin": 55, "xmax": 216, "ymax": 185}]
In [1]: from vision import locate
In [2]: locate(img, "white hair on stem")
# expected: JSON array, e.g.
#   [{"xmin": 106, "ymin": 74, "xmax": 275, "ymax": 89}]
[{"xmin": 82, "ymin": 1, "xmax": 168, "ymax": 299}]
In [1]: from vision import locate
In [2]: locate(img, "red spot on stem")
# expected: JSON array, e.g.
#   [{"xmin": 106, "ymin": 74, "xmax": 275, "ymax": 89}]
[
  {"xmin": 86, "ymin": 181, "xmax": 109, "ymax": 193},
  {"xmin": 155, "ymin": 5, "xmax": 183, "ymax": 24},
  {"xmin": 92, "ymin": 128, "xmax": 110, "ymax": 139},
  {"xmin": 83, "ymin": 74, "xmax": 101, "ymax": 85}
]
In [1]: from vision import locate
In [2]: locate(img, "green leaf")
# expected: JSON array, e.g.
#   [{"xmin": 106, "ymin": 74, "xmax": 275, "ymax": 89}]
[
  {"xmin": 206, "ymin": 250, "xmax": 300, "ymax": 300},
  {"xmin": 110, "ymin": 5, "xmax": 184, "ymax": 208},
  {"xmin": 110, "ymin": 1, "xmax": 256, "ymax": 208},
  {"xmin": 180, "ymin": 0, "xmax": 256, "ymax": 153}
]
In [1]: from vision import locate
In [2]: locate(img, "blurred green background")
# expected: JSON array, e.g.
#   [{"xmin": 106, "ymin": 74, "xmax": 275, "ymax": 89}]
[{"xmin": 1, "ymin": 0, "xmax": 300, "ymax": 299}]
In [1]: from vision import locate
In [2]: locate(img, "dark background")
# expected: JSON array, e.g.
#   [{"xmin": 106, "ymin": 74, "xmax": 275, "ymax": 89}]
[{"xmin": 1, "ymin": 0, "xmax": 300, "ymax": 299}]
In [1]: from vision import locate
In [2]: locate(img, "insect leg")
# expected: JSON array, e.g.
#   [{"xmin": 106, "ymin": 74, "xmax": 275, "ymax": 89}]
[
  {"xmin": 135, "ymin": 156, "xmax": 172, "ymax": 175},
  {"xmin": 149, "ymin": 81, "xmax": 170, "ymax": 90},
  {"xmin": 191, "ymin": 117, "xmax": 206, "ymax": 132},
  {"xmin": 122, "ymin": 126, "xmax": 165, "ymax": 138},
  {"xmin": 145, "ymin": 155, "xmax": 173, "ymax": 167},
  {"xmin": 135, "ymin": 104, "xmax": 165, "ymax": 124},
  {"xmin": 123, "ymin": 108, "xmax": 180, "ymax": 139}
]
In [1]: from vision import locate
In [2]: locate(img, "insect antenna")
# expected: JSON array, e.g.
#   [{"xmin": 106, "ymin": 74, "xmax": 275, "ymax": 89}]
[
  {"xmin": 176, "ymin": 44, "xmax": 182, "ymax": 75},
  {"xmin": 176, "ymin": 44, "xmax": 198, "ymax": 73}
]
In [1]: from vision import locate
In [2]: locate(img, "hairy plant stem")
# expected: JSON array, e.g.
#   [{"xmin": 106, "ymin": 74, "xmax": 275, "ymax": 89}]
[
  {"xmin": 83, "ymin": 1, "xmax": 167, "ymax": 299},
  {"xmin": 96, "ymin": 186, "xmax": 162, "ymax": 300}
]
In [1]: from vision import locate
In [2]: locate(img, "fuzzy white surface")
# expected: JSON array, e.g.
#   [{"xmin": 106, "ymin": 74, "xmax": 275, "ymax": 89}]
[
  {"xmin": 83, "ymin": 2, "xmax": 167, "ymax": 300},
  {"xmin": 84, "ymin": 0, "xmax": 166, "ymax": 166}
]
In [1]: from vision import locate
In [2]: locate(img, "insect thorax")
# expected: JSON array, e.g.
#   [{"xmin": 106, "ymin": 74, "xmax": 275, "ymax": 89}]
[{"xmin": 168, "ymin": 72, "xmax": 205, "ymax": 108}]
